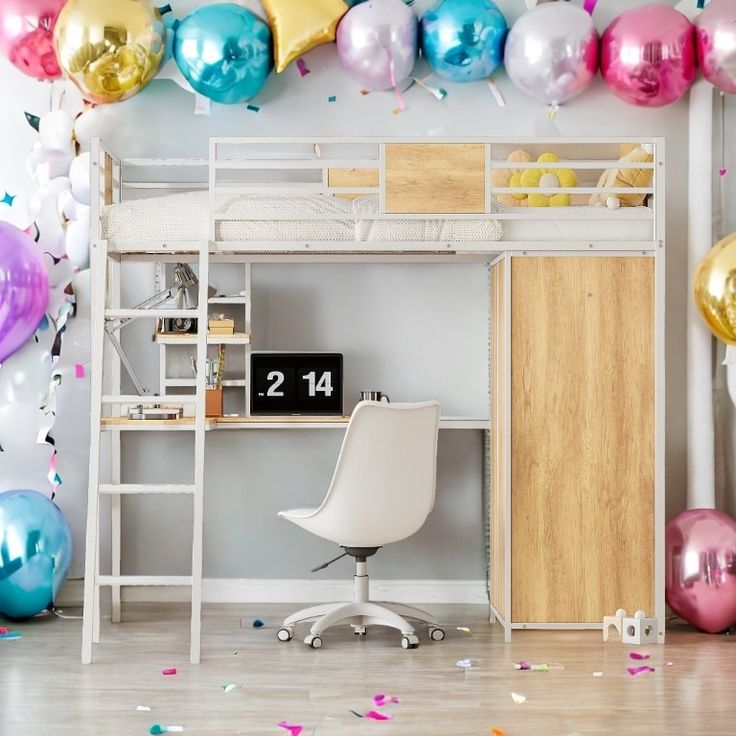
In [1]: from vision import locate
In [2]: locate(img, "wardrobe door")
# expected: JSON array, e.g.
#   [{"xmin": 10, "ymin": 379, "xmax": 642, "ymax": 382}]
[{"xmin": 510, "ymin": 256, "xmax": 654, "ymax": 624}]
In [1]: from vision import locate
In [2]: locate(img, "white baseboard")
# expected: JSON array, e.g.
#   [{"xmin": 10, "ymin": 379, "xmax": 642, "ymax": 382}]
[{"xmin": 57, "ymin": 578, "xmax": 488, "ymax": 606}]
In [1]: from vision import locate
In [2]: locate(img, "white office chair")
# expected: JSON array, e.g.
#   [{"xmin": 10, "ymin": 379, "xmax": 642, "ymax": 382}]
[{"xmin": 277, "ymin": 400, "xmax": 444, "ymax": 650}]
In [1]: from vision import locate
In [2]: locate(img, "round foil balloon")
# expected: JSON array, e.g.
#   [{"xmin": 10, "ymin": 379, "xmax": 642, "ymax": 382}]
[
  {"xmin": 174, "ymin": 4, "xmax": 273, "ymax": 104},
  {"xmin": 600, "ymin": 4, "xmax": 696, "ymax": 107},
  {"xmin": 54, "ymin": 0, "xmax": 166, "ymax": 105},
  {"xmin": 337, "ymin": 0, "xmax": 417, "ymax": 91},
  {"xmin": 693, "ymin": 232, "xmax": 736, "ymax": 345},
  {"xmin": 0, "ymin": 223, "xmax": 49, "ymax": 364},
  {"xmin": 421, "ymin": 0, "xmax": 507, "ymax": 83},
  {"xmin": 666, "ymin": 508, "xmax": 736, "ymax": 634},
  {"xmin": 696, "ymin": 0, "xmax": 736, "ymax": 95},
  {"xmin": 504, "ymin": 3, "xmax": 598, "ymax": 106},
  {"xmin": 0, "ymin": 0, "xmax": 65, "ymax": 80},
  {"xmin": 0, "ymin": 490, "xmax": 72, "ymax": 619}
]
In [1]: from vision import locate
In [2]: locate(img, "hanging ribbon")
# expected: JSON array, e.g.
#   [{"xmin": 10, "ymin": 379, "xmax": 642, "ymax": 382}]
[
  {"xmin": 487, "ymin": 77, "xmax": 507, "ymax": 107},
  {"xmin": 583, "ymin": 0, "xmax": 599, "ymax": 14},
  {"xmin": 388, "ymin": 50, "xmax": 407, "ymax": 114}
]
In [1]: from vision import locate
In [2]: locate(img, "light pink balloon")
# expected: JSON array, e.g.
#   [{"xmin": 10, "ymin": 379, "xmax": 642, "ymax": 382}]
[
  {"xmin": 666, "ymin": 508, "xmax": 736, "ymax": 634},
  {"xmin": 0, "ymin": 0, "xmax": 65, "ymax": 80},
  {"xmin": 601, "ymin": 4, "xmax": 696, "ymax": 107},
  {"xmin": 696, "ymin": 0, "xmax": 736, "ymax": 95}
]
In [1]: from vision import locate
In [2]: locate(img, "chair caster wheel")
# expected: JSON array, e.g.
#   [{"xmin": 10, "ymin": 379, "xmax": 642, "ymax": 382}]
[
  {"xmin": 277, "ymin": 627, "xmax": 293, "ymax": 642},
  {"xmin": 305, "ymin": 634, "xmax": 322, "ymax": 649},
  {"xmin": 401, "ymin": 634, "xmax": 419, "ymax": 649},
  {"xmin": 428, "ymin": 627, "xmax": 445, "ymax": 641}
]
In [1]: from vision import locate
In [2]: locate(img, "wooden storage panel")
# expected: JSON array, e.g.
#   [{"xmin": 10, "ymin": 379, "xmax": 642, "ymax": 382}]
[
  {"xmin": 509, "ymin": 256, "xmax": 654, "ymax": 624},
  {"xmin": 384, "ymin": 143, "xmax": 486, "ymax": 214}
]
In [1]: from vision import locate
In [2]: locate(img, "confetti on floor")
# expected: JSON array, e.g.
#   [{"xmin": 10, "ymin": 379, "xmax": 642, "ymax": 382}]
[
  {"xmin": 593, "ymin": 672, "xmax": 604, "ymax": 677},
  {"xmin": 457, "ymin": 626, "xmax": 472, "ymax": 636},
  {"xmin": 328, "ymin": 96, "xmax": 337, "ymax": 103},
  {"xmin": 720, "ymin": 168, "xmax": 728, "ymax": 176},
  {"xmin": 456, "ymin": 658, "xmax": 473, "ymax": 669},
  {"xmin": 365, "ymin": 710, "xmax": 392, "ymax": 721},
  {"xmin": 491, "ymin": 728, "xmax": 507, "ymax": 736},
  {"xmin": 136, "ymin": 705, "xmax": 152, "ymax": 712},
  {"xmin": 627, "ymin": 666, "xmax": 655, "ymax": 676},
  {"xmin": 629, "ymin": 652, "xmax": 650, "ymax": 660},
  {"xmin": 373, "ymin": 694, "xmax": 399, "ymax": 707},
  {"xmin": 278, "ymin": 721, "xmax": 303, "ymax": 736},
  {"xmin": 666, "ymin": 661, "xmax": 674, "ymax": 667},
  {"xmin": 246, "ymin": 104, "xmax": 260, "ymax": 113},
  {"xmin": 161, "ymin": 668, "xmax": 177, "ymax": 676},
  {"xmin": 149, "ymin": 726, "xmax": 183, "ymax": 734},
  {"xmin": 252, "ymin": 618, "xmax": 264, "ymax": 628},
  {"xmin": 0, "ymin": 631, "xmax": 22, "ymax": 640},
  {"xmin": 75, "ymin": 363, "xmax": 85, "ymax": 378},
  {"xmin": 511, "ymin": 692, "xmax": 526, "ymax": 705},
  {"xmin": 221, "ymin": 684, "xmax": 239, "ymax": 693},
  {"xmin": 359, "ymin": 88, "xmax": 370, "ymax": 96},
  {"xmin": 296, "ymin": 59, "xmax": 310, "ymax": 77}
]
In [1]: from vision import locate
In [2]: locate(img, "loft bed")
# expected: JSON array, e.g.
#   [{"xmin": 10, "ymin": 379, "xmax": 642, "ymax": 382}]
[{"xmin": 91, "ymin": 137, "xmax": 662, "ymax": 257}]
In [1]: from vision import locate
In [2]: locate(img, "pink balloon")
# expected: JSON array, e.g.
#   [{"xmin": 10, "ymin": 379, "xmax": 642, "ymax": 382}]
[
  {"xmin": 666, "ymin": 508, "xmax": 736, "ymax": 634},
  {"xmin": 696, "ymin": 0, "xmax": 736, "ymax": 95},
  {"xmin": 0, "ymin": 223, "xmax": 49, "ymax": 364},
  {"xmin": 0, "ymin": 0, "xmax": 65, "ymax": 81},
  {"xmin": 601, "ymin": 4, "xmax": 696, "ymax": 107}
]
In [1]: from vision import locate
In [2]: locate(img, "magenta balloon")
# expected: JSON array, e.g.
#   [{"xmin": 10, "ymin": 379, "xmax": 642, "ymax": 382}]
[
  {"xmin": 0, "ymin": 0, "xmax": 65, "ymax": 80},
  {"xmin": 665, "ymin": 508, "xmax": 736, "ymax": 634},
  {"xmin": 336, "ymin": 0, "xmax": 417, "ymax": 91},
  {"xmin": 601, "ymin": 4, "xmax": 696, "ymax": 107},
  {"xmin": 0, "ymin": 223, "xmax": 49, "ymax": 364},
  {"xmin": 696, "ymin": 0, "xmax": 736, "ymax": 95}
]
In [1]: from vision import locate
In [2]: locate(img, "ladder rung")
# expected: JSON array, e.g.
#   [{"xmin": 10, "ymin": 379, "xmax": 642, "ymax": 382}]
[
  {"xmin": 96, "ymin": 575, "xmax": 193, "ymax": 586},
  {"xmin": 101, "ymin": 395, "xmax": 198, "ymax": 403},
  {"xmin": 99, "ymin": 483, "xmax": 195, "ymax": 495},
  {"xmin": 105, "ymin": 308, "xmax": 200, "ymax": 320}
]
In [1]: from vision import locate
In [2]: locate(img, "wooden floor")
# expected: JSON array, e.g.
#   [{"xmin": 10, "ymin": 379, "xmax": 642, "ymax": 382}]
[{"xmin": 1, "ymin": 603, "xmax": 733, "ymax": 735}]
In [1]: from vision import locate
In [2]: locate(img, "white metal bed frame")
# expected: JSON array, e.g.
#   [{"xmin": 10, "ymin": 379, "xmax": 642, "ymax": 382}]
[{"xmin": 82, "ymin": 136, "xmax": 665, "ymax": 664}]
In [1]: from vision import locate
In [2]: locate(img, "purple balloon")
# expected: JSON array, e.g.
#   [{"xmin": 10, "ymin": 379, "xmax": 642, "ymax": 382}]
[
  {"xmin": 601, "ymin": 5, "xmax": 696, "ymax": 107},
  {"xmin": 0, "ymin": 222, "xmax": 49, "ymax": 364},
  {"xmin": 696, "ymin": 0, "xmax": 736, "ymax": 95},
  {"xmin": 666, "ymin": 508, "xmax": 736, "ymax": 634},
  {"xmin": 336, "ymin": 0, "xmax": 417, "ymax": 91}
]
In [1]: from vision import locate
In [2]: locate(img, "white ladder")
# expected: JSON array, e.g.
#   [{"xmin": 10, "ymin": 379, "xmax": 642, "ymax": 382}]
[{"xmin": 81, "ymin": 240, "xmax": 210, "ymax": 664}]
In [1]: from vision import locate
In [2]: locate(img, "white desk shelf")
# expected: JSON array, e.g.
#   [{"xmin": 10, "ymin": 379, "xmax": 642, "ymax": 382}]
[{"xmin": 155, "ymin": 332, "xmax": 251, "ymax": 345}]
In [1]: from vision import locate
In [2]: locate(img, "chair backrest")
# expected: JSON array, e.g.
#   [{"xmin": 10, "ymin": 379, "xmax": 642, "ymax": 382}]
[{"xmin": 312, "ymin": 400, "xmax": 441, "ymax": 547}]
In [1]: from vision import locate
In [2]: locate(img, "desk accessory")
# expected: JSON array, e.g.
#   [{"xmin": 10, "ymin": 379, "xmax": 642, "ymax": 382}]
[
  {"xmin": 251, "ymin": 352, "xmax": 343, "ymax": 415},
  {"xmin": 359, "ymin": 391, "xmax": 389, "ymax": 403}
]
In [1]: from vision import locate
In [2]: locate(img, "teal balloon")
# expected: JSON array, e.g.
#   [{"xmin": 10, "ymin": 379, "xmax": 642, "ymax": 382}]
[
  {"xmin": 173, "ymin": 3, "xmax": 272, "ymax": 104},
  {"xmin": 421, "ymin": 0, "xmax": 507, "ymax": 83},
  {"xmin": 0, "ymin": 490, "xmax": 72, "ymax": 619}
]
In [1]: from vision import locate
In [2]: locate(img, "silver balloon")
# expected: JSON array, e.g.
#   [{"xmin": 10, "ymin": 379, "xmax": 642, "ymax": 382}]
[
  {"xmin": 336, "ymin": 0, "xmax": 417, "ymax": 91},
  {"xmin": 504, "ymin": 3, "xmax": 598, "ymax": 106}
]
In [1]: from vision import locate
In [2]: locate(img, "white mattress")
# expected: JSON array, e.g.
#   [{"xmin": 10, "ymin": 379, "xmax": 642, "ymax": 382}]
[{"xmin": 101, "ymin": 192, "xmax": 504, "ymax": 243}]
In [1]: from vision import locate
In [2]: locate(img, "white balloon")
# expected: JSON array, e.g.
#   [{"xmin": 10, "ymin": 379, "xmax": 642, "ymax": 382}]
[
  {"xmin": 29, "ymin": 177, "xmax": 70, "ymax": 259},
  {"xmin": 58, "ymin": 188, "xmax": 81, "ymax": 220},
  {"xmin": 69, "ymin": 153, "xmax": 91, "ymax": 205},
  {"xmin": 39, "ymin": 110, "xmax": 76, "ymax": 152},
  {"xmin": 0, "ymin": 403, "xmax": 46, "ymax": 454},
  {"xmin": 74, "ymin": 108, "xmax": 106, "ymax": 151},
  {"xmin": 66, "ymin": 211, "xmax": 91, "ymax": 269},
  {"xmin": 27, "ymin": 143, "xmax": 74, "ymax": 184}
]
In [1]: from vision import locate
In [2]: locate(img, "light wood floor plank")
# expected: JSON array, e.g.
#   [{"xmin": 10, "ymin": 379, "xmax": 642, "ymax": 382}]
[{"xmin": 0, "ymin": 604, "xmax": 733, "ymax": 735}]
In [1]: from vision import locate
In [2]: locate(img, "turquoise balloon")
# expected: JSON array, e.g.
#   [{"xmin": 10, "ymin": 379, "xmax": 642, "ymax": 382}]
[
  {"xmin": 0, "ymin": 490, "xmax": 72, "ymax": 619},
  {"xmin": 421, "ymin": 0, "xmax": 507, "ymax": 83},
  {"xmin": 173, "ymin": 3, "xmax": 272, "ymax": 104}
]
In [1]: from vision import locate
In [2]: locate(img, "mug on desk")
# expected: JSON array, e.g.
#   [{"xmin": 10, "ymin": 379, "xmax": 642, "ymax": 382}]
[{"xmin": 360, "ymin": 391, "xmax": 390, "ymax": 403}]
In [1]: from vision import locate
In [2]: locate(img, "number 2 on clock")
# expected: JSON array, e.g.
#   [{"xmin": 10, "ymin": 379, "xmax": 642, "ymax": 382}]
[
  {"xmin": 302, "ymin": 371, "xmax": 333, "ymax": 397},
  {"xmin": 266, "ymin": 371, "xmax": 285, "ymax": 397}
]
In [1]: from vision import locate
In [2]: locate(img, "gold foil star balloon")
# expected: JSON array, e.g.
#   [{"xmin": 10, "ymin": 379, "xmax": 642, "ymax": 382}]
[
  {"xmin": 263, "ymin": 0, "xmax": 348, "ymax": 73},
  {"xmin": 54, "ymin": 0, "xmax": 165, "ymax": 104},
  {"xmin": 694, "ymin": 232, "xmax": 736, "ymax": 345}
]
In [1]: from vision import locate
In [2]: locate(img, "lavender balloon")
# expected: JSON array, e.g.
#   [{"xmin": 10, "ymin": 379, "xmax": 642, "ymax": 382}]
[
  {"xmin": 666, "ymin": 508, "xmax": 736, "ymax": 634},
  {"xmin": 0, "ymin": 223, "xmax": 49, "ymax": 364},
  {"xmin": 696, "ymin": 0, "xmax": 736, "ymax": 95},
  {"xmin": 337, "ymin": 0, "xmax": 417, "ymax": 91},
  {"xmin": 504, "ymin": 3, "xmax": 598, "ymax": 106}
]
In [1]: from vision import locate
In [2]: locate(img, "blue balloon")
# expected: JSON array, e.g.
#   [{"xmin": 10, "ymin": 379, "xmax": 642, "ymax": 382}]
[
  {"xmin": 173, "ymin": 3, "xmax": 273, "ymax": 105},
  {"xmin": 421, "ymin": 0, "xmax": 507, "ymax": 83},
  {"xmin": 0, "ymin": 490, "xmax": 72, "ymax": 620}
]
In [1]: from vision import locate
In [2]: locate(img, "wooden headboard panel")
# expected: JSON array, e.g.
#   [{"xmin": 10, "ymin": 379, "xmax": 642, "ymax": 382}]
[{"xmin": 384, "ymin": 143, "xmax": 486, "ymax": 214}]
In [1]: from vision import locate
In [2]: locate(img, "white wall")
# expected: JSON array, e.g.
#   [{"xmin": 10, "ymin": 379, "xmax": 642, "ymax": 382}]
[{"xmin": 0, "ymin": 0, "xmax": 694, "ymax": 583}]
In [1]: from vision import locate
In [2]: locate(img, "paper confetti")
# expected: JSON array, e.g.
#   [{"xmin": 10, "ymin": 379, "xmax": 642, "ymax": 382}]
[
  {"xmin": 511, "ymin": 692, "xmax": 526, "ymax": 705},
  {"xmin": 246, "ymin": 104, "xmax": 260, "ymax": 113},
  {"xmin": 457, "ymin": 626, "xmax": 472, "ymax": 636},
  {"xmin": 328, "ymin": 95, "xmax": 337, "ymax": 103},
  {"xmin": 548, "ymin": 104, "xmax": 560, "ymax": 121},
  {"xmin": 374, "ymin": 694, "xmax": 399, "ymax": 707},
  {"xmin": 296, "ymin": 59, "xmax": 310, "ymax": 77},
  {"xmin": 720, "ymin": 168, "xmax": 728, "ymax": 177},
  {"xmin": 359, "ymin": 88, "xmax": 370, "ymax": 96},
  {"xmin": 365, "ymin": 710, "xmax": 392, "ymax": 721},
  {"xmin": 456, "ymin": 658, "xmax": 473, "ymax": 669},
  {"xmin": 75, "ymin": 363, "xmax": 85, "ymax": 378},
  {"xmin": 627, "ymin": 665, "xmax": 655, "ymax": 676},
  {"xmin": 666, "ymin": 661, "xmax": 674, "ymax": 667},
  {"xmin": 629, "ymin": 652, "xmax": 650, "ymax": 660},
  {"xmin": 593, "ymin": 672, "xmax": 604, "ymax": 677},
  {"xmin": 136, "ymin": 705, "xmax": 152, "ymax": 712},
  {"xmin": 491, "ymin": 729, "xmax": 507, "ymax": 736},
  {"xmin": 162, "ymin": 668, "xmax": 177, "ymax": 676},
  {"xmin": 252, "ymin": 618, "xmax": 264, "ymax": 628},
  {"xmin": 149, "ymin": 726, "xmax": 183, "ymax": 735},
  {"xmin": 392, "ymin": 108, "xmax": 404, "ymax": 116},
  {"xmin": 514, "ymin": 661, "xmax": 559, "ymax": 672},
  {"xmin": 278, "ymin": 722, "xmax": 303, "ymax": 736},
  {"xmin": 583, "ymin": 0, "xmax": 598, "ymax": 14},
  {"xmin": 410, "ymin": 76, "xmax": 447, "ymax": 101},
  {"xmin": 0, "ymin": 632, "xmax": 22, "ymax": 640},
  {"xmin": 0, "ymin": 627, "xmax": 8, "ymax": 634},
  {"xmin": 697, "ymin": 0, "xmax": 705, "ymax": 8},
  {"xmin": 221, "ymin": 684, "xmax": 239, "ymax": 693}
]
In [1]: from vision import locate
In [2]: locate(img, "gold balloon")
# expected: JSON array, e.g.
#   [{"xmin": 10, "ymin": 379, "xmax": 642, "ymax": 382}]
[
  {"xmin": 263, "ymin": 0, "xmax": 348, "ymax": 74},
  {"xmin": 54, "ymin": 0, "xmax": 165, "ymax": 104},
  {"xmin": 694, "ymin": 232, "xmax": 736, "ymax": 345}
]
